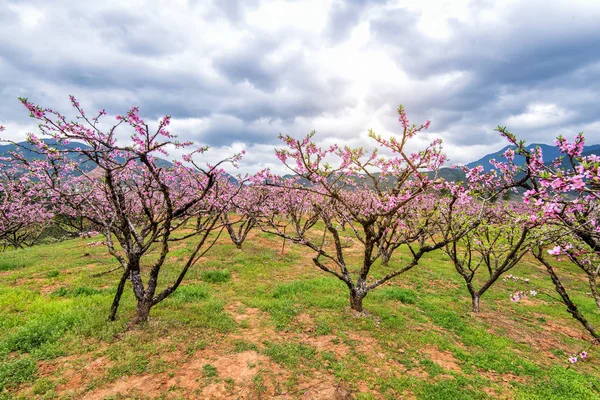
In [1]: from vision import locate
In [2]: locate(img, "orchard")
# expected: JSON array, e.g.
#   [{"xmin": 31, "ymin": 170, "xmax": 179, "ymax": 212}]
[{"xmin": 1, "ymin": 99, "xmax": 599, "ymax": 398}]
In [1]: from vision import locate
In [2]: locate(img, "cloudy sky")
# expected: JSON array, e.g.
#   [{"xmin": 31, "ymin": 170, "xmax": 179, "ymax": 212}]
[{"xmin": 1, "ymin": 0, "xmax": 599, "ymax": 174}]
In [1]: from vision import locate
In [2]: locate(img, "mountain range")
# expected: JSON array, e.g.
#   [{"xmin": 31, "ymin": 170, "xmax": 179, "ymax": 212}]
[
  {"xmin": 0, "ymin": 139, "xmax": 172, "ymax": 172},
  {"xmin": 1, "ymin": 140, "xmax": 599, "ymax": 180},
  {"xmin": 465, "ymin": 143, "xmax": 600, "ymax": 171}
]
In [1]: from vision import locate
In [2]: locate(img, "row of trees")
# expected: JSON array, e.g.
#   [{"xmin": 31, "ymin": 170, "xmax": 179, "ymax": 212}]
[{"xmin": 0, "ymin": 100, "xmax": 598, "ymax": 343}]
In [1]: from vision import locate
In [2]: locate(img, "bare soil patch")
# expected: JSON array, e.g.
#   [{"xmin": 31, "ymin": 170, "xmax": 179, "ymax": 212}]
[{"xmin": 421, "ymin": 345, "xmax": 461, "ymax": 372}]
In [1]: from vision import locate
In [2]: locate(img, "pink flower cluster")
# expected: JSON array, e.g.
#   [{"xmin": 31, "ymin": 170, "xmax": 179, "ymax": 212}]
[
  {"xmin": 569, "ymin": 351, "xmax": 588, "ymax": 364},
  {"xmin": 502, "ymin": 274, "xmax": 530, "ymax": 283},
  {"xmin": 80, "ymin": 231, "xmax": 100, "ymax": 238},
  {"xmin": 510, "ymin": 290, "xmax": 537, "ymax": 302}
]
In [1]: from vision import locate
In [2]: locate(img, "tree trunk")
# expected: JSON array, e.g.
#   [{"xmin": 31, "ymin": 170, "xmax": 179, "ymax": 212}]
[
  {"xmin": 471, "ymin": 294, "xmax": 480, "ymax": 313},
  {"xmin": 108, "ymin": 268, "xmax": 129, "ymax": 321},
  {"xmin": 540, "ymin": 257, "xmax": 600, "ymax": 340},
  {"xmin": 134, "ymin": 300, "xmax": 152, "ymax": 324},
  {"xmin": 464, "ymin": 280, "xmax": 481, "ymax": 313},
  {"xmin": 235, "ymin": 242, "xmax": 243, "ymax": 250},
  {"xmin": 349, "ymin": 288, "xmax": 366, "ymax": 312},
  {"xmin": 381, "ymin": 251, "xmax": 391, "ymax": 267}
]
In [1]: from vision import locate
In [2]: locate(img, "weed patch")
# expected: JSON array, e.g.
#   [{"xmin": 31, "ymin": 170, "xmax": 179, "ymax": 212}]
[{"xmin": 0, "ymin": 357, "xmax": 36, "ymax": 390}]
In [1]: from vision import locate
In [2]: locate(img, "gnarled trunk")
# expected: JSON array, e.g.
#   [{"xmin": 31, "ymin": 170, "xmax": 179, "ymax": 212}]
[
  {"xmin": 135, "ymin": 300, "xmax": 152, "ymax": 324},
  {"xmin": 349, "ymin": 287, "xmax": 367, "ymax": 312}
]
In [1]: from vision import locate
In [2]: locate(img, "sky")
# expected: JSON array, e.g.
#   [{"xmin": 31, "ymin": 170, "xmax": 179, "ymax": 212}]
[{"xmin": 1, "ymin": 0, "xmax": 599, "ymax": 174}]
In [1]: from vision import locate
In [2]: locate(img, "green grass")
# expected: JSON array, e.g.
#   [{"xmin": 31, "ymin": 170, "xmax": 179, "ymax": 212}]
[
  {"xmin": 0, "ymin": 229, "xmax": 598, "ymax": 399},
  {"xmin": 168, "ymin": 284, "xmax": 210, "ymax": 303},
  {"xmin": 201, "ymin": 364, "xmax": 218, "ymax": 378},
  {"xmin": 373, "ymin": 286, "xmax": 418, "ymax": 304},
  {"xmin": 51, "ymin": 286, "xmax": 104, "ymax": 297},
  {"xmin": 200, "ymin": 269, "xmax": 231, "ymax": 283},
  {"xmin": 262, "ymin": 341, "xmax": 318, "ymax": 369},
  {"xmin": 0, "ymin": 258, "xmax": 28, "ymax": 272},
  {"xmin": 232, "ymin": 340, "xmax": 258, "ymax": 353},
  {"xmin": 414, "ymin": 376, "xmax": 488, "ymax": 400},
  {"xmin": 0, "ymin": 357, "xmax": 36, "ymax": 391}
]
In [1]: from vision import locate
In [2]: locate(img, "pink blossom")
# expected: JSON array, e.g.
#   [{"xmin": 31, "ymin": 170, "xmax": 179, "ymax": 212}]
[{"xmin": 548, "ymin": 246, "xmax": 562, "ymax": 256}]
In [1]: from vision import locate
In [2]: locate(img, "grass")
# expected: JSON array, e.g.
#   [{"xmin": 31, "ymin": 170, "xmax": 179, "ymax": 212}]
[
  {"xmin": 372, "ymin": 286, "xmax": 418, "ymax": 304},
  {"xmin": 262, "ymin": 341, "xmax": 318, "ymax": 369},
  {"xmin": 167, "ymin": 284, "xmax": 210, "ymax": 303},
  {"xmin": 201, "ymin": 364, "xmax": 218, "ymax": 378},
  {"xmin": 0, "ymin": 357, "xmax": 36, "ymax": 391},
  {"xmin": 0, "ymin": 228, "xmax": 599, "ymax": 399},
  {"xmin": 200, "ymin": 269, "xmax": 231, "ymax": 283},
  {"xmin": 0, "ymin": 258, "xmax": 28, "ymax": 272}
]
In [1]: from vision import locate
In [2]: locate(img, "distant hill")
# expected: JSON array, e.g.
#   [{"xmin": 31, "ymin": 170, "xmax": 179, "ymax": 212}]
[
  {"xmin": 5, "ymin": 139, "xmax": 596, "ymax": 184},
  {"xmin": 466, "ymin": 143, "xmax": 600, "ymax": 172},
  {"xmin": 280, "ymin": 167, "xmax": 468, "ymax": 188},
  {"xmin": 429, "ymin": 167, "xmax": 467, "ymax": 182},
  {"xmin": 274, "ymin": 141, "xmax": 600, "ymax": 188},
  {"xmin": 0, "ymin": 139, "xmax": 173, "ymax": 172}
]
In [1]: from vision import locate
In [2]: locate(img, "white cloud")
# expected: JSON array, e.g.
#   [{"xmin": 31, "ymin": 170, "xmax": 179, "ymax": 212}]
[
  {"xmin": 505, "ymin": 103, "xmax": 575, "ymax": 129},
  {"xmin": 7, "ymin": 3, "xmax": 45, "ymax": 29},
  {"xmin": 1, "ymin": 0, "xmax": 600, "ymax": 174}
]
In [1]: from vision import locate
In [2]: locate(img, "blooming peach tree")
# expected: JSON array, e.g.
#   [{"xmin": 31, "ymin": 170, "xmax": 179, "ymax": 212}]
[
  {"xmin": 442, "ymin": 199, "xmax": 539, "ymax": 312},
  {"xmin": 498, "ymin": 127, "xmax": 600, "ymax": 340},
  {"xmin": 0, "ymin": 127, "xmax": 54, "ymax": 250},
  {"xmin": 264, "ymin": 107, "xmax": 479, "ymax": 311},
  {"xmin": 4, "ymin": 98, "xmax": 242, "ymax": 323}
]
